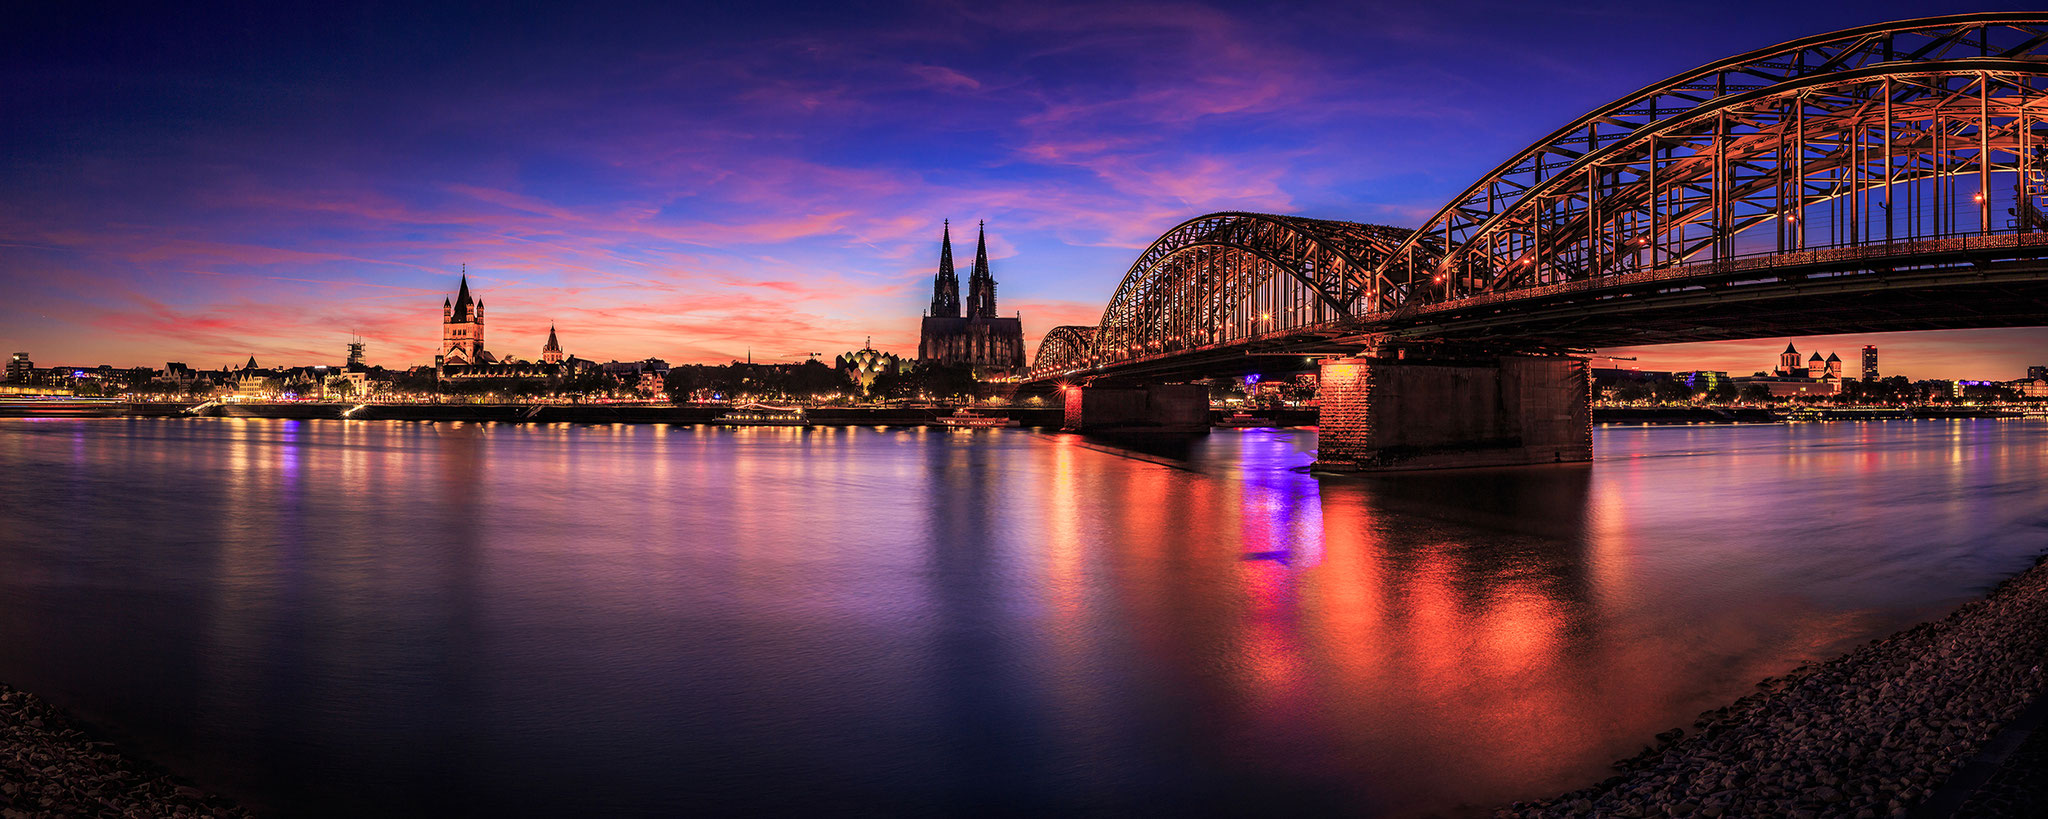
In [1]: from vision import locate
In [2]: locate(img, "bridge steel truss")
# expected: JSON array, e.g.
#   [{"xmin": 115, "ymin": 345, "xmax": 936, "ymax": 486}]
[
  {"xmin": 1028, "ymin": 213, "xmax": 1418, "ymax": 380},
  {"xmin": 1028, "ymin": 325, "xmax": 1097, "ymax": 375},
  {"xmin": 1379, "ymin": 12, "xmax": 2048, "ymax": 304},
  {"xmin": 1029, "ymin": 13, "xmax": 2048, "ymax": 383}
]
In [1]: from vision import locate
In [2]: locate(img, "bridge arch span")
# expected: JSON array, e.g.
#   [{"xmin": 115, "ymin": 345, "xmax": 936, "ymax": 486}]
[
  {"xmin": 1027, "ymin": 326, "xmax": 1097, "ymax": 379},
  {"xmin": 1047, "ymin": 212, "xmax": 1415, "ymax": 380},
  {"xmin": 1376, "ymin": 13, "xmax": 2048, "ymax": 303}
]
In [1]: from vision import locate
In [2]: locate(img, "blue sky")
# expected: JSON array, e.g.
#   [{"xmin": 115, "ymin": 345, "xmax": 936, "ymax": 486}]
[{"xmin": 2, "ymin": 0, "xmax": 2039, "ymax": 379}]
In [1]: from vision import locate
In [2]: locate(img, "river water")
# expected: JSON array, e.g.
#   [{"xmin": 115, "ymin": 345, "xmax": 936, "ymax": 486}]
[{"xmin": 0, "ymin": 418, "xmax": 2044, "ymax": 817}]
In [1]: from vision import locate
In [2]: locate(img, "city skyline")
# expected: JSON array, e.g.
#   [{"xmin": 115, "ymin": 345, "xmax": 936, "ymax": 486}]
[{"xmin": 6, "ymin": 0, "xmax": 2044, "ymax": 381}]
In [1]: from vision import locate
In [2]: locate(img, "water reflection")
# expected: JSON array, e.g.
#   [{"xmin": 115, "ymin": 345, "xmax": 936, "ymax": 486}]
[{"xmin": 0, "ymin": 419, "xmax": 2044, "ymax": 817}]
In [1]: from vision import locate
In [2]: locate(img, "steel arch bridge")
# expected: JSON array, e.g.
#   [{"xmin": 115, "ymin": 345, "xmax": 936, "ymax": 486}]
[{"xmin": 1027, "ymin": 12, "xmax": 2048, "ymax": 384}]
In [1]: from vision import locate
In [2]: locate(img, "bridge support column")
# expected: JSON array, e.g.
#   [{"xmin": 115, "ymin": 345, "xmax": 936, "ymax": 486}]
[
  {"xmin": 1063, "ymin": 383, "xmax": 1209, "ymax": 433},
  {"xmin": 1314, "ymin": 343, "xmax": 1591, "ymax": 472}
]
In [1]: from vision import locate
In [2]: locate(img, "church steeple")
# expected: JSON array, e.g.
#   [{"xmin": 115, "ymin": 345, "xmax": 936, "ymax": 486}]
[
  {"xmin": 542, "ymin": 323, "xmax": 563, "ymax": 364},
  {"xmin": 929, "ymin": 221, "xmax": 961, "ymax": 318},
  {"xmin": 451, "ymin": 267, "xmax": 476, "ymax": 323},
  {"xmin": 967, "ymin": 220, "xmax": 996, "ymax": 319}
]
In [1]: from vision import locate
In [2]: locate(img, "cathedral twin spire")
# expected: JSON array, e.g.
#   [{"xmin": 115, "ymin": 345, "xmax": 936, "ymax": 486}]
[
  {"xmin": 966, "ymin": 221, "xmax": 996, "ymax": 319},
  {"xmin": 930, "ymin": 220, "xmax": 998, "ymax": 319},
  {"xmin": 929, "ymin": 220, "xmax": 961, "ymax": 318}
]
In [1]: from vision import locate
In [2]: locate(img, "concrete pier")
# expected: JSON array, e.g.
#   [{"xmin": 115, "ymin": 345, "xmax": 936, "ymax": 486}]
[
  {"xmin": 1313, "ymin": 343, "xmax": 1590, "ymax": 471},
  {"xmin": 1062, "ymin": 383, "xmax": 1210, "ymax": 433}
]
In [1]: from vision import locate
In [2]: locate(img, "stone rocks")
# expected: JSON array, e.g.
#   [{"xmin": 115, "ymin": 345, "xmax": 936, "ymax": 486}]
[
  {"xmin": 1498, "ymin": 554, "xmax": 2048, "ymax": 819},
  {"xmin": 0, "ymin": 682, "xmax": 248, "ymax": 818}
]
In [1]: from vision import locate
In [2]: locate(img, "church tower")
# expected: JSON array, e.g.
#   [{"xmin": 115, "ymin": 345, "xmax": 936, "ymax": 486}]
[
  {"xmin": 542, "ymin": 324, "xmax": 564, "ymax": 364},
  {"xmin": 1825, "ymin": 352, "xmax": 1842, "ymax": 379},
  {"xmin": 929, "ymin": 221, "xmax": 960, "ymax": 318},
  {"xmin": 1807, "ymin": 352, "xmax": 1825, "ymax": 380},
  {"xmin": 966, "ymin": 221, "xmax": 997, "ymax": 319},
  {"xmin": 1778, "ymin": 343, "xmax": 1801, "ymax": 377},
  {"xmin": 439, "ymin": 268, "xmax": 485, "ymax": 369}
]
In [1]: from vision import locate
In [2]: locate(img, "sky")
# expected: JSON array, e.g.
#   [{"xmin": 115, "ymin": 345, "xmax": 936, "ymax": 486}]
[{"xmin": 3, "ymin": 0, "xmax": 2042, "ymax": 380}]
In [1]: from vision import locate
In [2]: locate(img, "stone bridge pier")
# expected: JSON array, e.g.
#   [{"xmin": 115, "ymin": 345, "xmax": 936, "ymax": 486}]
[
  {"xmin": 1314, "ymin": 340, "xmax": 1591, "ymax": 472},
  {"xmin": 1062, "ymin": 383, "xmax": 1210, "ymax": 434}
]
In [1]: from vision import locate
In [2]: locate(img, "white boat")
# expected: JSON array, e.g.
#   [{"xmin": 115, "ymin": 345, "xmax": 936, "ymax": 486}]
[
  {"xmin": 719, "ymin": 403, "xmax": 810, "ymax": 426},
  {"xmin": 935, "ymin": 408, "xmax": 1018, "ymax": 428}
]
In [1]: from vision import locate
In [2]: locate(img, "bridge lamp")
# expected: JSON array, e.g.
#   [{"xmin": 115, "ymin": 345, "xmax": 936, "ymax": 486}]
[{"xmin": 1974, "ymin": 192, "xmax": 1986, "ymax": 203}]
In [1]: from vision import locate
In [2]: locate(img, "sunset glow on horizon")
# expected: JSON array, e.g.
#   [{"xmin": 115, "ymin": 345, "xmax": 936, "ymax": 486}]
[{"xmin": 5, "ymin": 0, "xmax": 2041, "ymax": 380}]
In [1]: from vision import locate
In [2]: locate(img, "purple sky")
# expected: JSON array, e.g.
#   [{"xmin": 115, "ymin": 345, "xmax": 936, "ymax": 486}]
[{"xmin": 3, "ymin": 0, "xmax": 2040, "ymax": 379}]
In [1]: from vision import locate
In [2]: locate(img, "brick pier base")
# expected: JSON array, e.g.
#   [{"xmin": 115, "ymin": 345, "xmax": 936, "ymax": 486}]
[
  {"xmin": 1313, "ymin": 344, "xmax": 1591, "ymax": 472},
  {"xmin": 1063, "ymin": 383, "xmax": 1209, "ymax": 433}
]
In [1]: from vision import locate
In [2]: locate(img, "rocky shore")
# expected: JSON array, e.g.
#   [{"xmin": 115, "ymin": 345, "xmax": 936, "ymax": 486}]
[
  {"xmin": 0, "ymin": 683, "xmax": 247, "ymax": 818},
  {"xmin": 1501, "ymin": 553, "xmax": 2048, "ymax": 819}
]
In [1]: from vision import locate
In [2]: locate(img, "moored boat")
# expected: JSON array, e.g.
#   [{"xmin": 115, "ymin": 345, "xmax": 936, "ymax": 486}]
[
  {"xmin": 935, "ymin": 408, "xmax": 1018, "ymax": 428},
  {"xmin": 719, "ymin": 403, "xmax": 810, "ymax": 426}
]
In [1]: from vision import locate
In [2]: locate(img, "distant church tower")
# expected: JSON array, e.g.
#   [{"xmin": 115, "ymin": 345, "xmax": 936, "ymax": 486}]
[
  {"xmin": 542, "ymin": 324, "xmax": 564, "ymax": 364},
  {"xmin": 438, "ymin": 268, "xmax": 486, "ymax": 370},
  {"xmin": 1778, "ymin": 343, "xmax": 1801, "ymax": 377},
  {"xmin": 1807, "ymin": 352, "xmax": 1825, "ymax": 380}
]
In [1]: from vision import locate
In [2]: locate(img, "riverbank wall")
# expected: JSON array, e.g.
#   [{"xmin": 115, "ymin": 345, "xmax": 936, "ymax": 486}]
[{"xmin": 1500, "ymin": 553, "xmax": 2048, "ymax": 818}]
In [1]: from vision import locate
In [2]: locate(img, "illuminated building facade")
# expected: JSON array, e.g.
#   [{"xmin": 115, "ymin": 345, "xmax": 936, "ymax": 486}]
[
  {"xmin": 1863, "ymin": 346, "xmax": 1879, "ymax": 381},
  {"xmin": 6, "ymin": 353, "xmax": 30, "ymax": 382},
  {"xmin": 836, "ymin": 341, "xmax": 908, "ymax": 394}
]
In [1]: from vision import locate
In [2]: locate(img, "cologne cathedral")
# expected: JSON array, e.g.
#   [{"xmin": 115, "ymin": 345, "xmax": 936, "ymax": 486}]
[{"xmin": 918, "ymin": 221, "xmax": 1025, "ymax": 375}]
